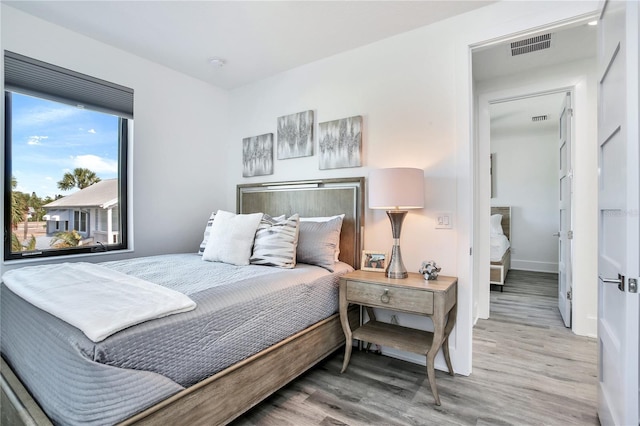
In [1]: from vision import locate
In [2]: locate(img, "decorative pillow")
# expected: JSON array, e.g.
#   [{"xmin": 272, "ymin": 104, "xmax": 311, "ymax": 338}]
[
  {"xmin": 297, "ymin": 216, "xmax": 344, "ymax": 272},
  {"xmin": 300, "ymin": 214, "xmax": 345, "ymax": 262},
  {"xmin": 299, "ymin": 214, "xmax": 345, "ymax": 223},
  {"xmin": 490, "ymin": 214, "xmax": 504, "ymax": 235},
  {"xmin": 250, "ymin": 214, "xmax": 300, "ymax": 268},
  {"xmin": 202, "ymin": 210, "xmax": 263, "ymax": 266},
  {"xmin": 198, "ymin": 211, "xmax": 217, "ymax": 255}
]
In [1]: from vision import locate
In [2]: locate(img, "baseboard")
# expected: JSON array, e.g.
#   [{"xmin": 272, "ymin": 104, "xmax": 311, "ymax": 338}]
[
  {"xmin": 378, "ymin": 346, "xmax": 453, "ymax": 373},
  {"xmin": 511, "ymin": 259, "xmax": 558, "ymax": 273},
  {"xmin": 573, "ymin": 315, "xmax": 598, "ymax": 338}
]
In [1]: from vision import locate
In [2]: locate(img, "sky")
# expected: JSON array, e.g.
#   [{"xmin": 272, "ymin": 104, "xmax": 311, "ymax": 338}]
[{"xmin": 10, "ymin": 92, "xmax": 120, "ymax": 199}]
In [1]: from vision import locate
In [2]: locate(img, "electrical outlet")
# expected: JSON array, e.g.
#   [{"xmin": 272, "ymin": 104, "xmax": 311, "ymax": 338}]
[{"xmin": 435, "ymin": 211, "xmax": 453, "ymax": 229}]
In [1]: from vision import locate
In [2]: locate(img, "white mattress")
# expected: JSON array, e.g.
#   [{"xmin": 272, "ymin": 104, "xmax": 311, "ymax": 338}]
[{"xmin": 490, "ymin": 234, "xmax": 510, "ymax": 262}]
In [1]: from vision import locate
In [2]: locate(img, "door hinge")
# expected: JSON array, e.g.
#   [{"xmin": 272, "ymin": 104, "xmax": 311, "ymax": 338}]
[
  {"xmin": 629, "ymin": 278, "xmax": 638, "ymax": 293},
  {"xmin": 568, "ymin": 108, "xmax": 574, "ymax": 117},
  {"xmin": 470, "ymin": 247, "xmax": 472, "ymax": 256},
  {"xmin": 567, "ymin": 230, "xmax": 574, "ymax": 240},
  {"xmin": 567, "ymin": 288, "xmax": 572, "ymax": 301}
]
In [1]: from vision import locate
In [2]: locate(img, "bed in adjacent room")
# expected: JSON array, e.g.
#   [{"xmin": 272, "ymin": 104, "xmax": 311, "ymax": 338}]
[
  {"xmin": 1, "ymin": 177, "xmax": 364, "ymax": 426},
  {"xmin": 490, "ymin": 206, "xmax": 511, "ymax": 291}
]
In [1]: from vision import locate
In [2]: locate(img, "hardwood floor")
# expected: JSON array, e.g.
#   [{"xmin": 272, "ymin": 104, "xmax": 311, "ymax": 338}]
[{"xmin": 233, "ymin": 270, "xmax": 598, "ymax": 426}]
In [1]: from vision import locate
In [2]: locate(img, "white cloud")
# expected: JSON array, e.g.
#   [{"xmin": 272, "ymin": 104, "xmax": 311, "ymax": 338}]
[
  {"xmin": 72, "ymin": 155, "xmax": 118, "ymax": 174},
  {"xmin": 27, "ymin": 135, "xmax": 48, "ymax": 145},
  {"xmin": 14, "ymin": 106, "xmax": 79, "ymax": 128},
  {"xmin": 88, "ymin": 129, "xmax": 96, "ymax": 134}
]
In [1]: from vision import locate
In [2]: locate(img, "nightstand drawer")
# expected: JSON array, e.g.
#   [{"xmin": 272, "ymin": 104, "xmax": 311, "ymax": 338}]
[{"xmin": 346, "ymin": 280, "xmax": 434, "ymax": 314}]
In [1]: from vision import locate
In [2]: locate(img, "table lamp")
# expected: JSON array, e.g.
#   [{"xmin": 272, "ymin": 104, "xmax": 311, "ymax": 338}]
[{"xmin": 368, "ymin": 168, "xmax": 425, "ymax": 278}]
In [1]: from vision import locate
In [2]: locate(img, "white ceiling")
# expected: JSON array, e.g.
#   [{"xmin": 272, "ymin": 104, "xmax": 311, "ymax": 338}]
[
  {"xmin": 5, "ymin": 0, "xmax": 495, "ymax": 90},
  {"xmin": 473, "ymin": 22, "xmax": 597, "ymax": 82},
  {"xmin": 490, "ymin": 92, "xmax": 567, "ymax": 136},
  {"xmin": 475, "ymin": 22, "xmax": 597, "ymax": 134}
]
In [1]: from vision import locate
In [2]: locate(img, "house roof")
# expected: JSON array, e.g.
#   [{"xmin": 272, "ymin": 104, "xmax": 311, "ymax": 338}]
[{"xmin": 44, "ymin": 179, "xmax": 118, "ymax": 209}]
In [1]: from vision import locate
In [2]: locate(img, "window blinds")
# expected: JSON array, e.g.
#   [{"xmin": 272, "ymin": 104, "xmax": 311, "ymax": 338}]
[{"xmin": 4, "ymin": 50, "xmax": 134, "ymax": 119}]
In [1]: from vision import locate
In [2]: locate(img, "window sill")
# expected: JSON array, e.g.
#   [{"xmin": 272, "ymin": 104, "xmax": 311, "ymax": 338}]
[{"xmin": 2, "ymin": 248, "xmax": 135, "ymax": 268}]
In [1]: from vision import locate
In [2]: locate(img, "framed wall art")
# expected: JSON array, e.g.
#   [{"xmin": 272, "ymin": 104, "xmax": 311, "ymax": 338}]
[
  {"xmin": 242, "ymin": 133, "xmax": 273, "ymax": 177},
  {"xmin": 318, "ymin": 115, "xmax": 362, "ymax": 170},
  {"xmin": 277, "ymin": 110, "xmax": 314, "ymax": 159},
  {"xmin": 361, "ymin": 250, "xmax": 388, "ymax": 272}
]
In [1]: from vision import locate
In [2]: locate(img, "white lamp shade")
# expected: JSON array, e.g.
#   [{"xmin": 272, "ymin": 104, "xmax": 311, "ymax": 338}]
[{"xmin": 368, "ymin": 168, "xmax": 425, "ymax": 210}]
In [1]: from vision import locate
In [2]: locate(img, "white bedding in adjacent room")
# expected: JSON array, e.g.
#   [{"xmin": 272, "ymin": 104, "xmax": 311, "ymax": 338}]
[{"xmin": 490, "ymin": 234, "xmax": 511, "ymax": 262}]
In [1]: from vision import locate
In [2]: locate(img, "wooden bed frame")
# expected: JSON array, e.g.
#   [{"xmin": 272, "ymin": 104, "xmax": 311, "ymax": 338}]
[
  {"xmin": 1, "ymin": 177, "xmax": 364, "ymax": 426},
  {"xmin": 490, "ymin": 206, "xmax": 511, "ymax": 291}
]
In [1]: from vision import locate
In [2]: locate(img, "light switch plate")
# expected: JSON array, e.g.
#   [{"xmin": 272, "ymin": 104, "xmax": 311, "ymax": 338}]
[{"xmin": 435, "ymin": 211, "xmax": 453, "ymax": 229}]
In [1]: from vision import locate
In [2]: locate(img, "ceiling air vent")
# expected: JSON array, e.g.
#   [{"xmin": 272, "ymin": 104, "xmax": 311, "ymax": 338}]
[
  {"xmin": 511, "ymin": 33, "xmax": 551, "ymax": 56},
  {"xmin": 532, "ymin": 115, "xmax": 548, "ymax": 122}
]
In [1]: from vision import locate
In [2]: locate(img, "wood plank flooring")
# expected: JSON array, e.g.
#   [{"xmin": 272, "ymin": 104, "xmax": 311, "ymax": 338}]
[{"xmin": 233, "ymin": 270, "xmax": 598, "ymax": 425}]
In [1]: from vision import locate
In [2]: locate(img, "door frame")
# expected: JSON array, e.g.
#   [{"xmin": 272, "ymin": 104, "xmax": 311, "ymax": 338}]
[
  {"xmin": 468, "ymin": 11, "xmax": 600, "ymax": 334},
  {"xmin": 451, "ymin": 2, "xmax": 600, "ymax": 375},
  {"xmin": 475, "ymin": 86, "xmax": 576, "ymax": 321}
]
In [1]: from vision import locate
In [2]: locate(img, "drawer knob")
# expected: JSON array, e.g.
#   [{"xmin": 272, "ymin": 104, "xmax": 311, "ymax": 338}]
[{"xmin": 380, "ymin": 289, "xmax": 390, "ymax": 304}]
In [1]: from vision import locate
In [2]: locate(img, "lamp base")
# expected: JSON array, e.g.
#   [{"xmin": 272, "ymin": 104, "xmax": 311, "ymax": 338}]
[
  {"xmin": 386, "ymin": 244, "xmax": 408, "ymax": 279},
  {"xmin": 385, "ymin": 210, "xmax": 408, "ymax": 279}
]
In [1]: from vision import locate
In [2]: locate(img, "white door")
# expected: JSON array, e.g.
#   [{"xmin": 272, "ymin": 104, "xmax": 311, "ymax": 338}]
[
  {"xmin": 597, "ymin": 1, "xmax": 639, "ymax": 425},
  {"xmin": 558, "ymin": 92, "xmax": 572, "ymax": 328}
]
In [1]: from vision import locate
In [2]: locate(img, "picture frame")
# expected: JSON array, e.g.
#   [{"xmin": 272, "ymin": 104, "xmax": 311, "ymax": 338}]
[
  {"xmin": 277, "ymin": 110, "xmax": 314, "ymax": 159},
  {"xmin": 318, "ymin": 115, "xmax": 362, "ymax": 170},
  {"xmin": 242, "ymin": 133, "xmax": 274, "ymax": 177},
  {"xmin": 361, "ymin": 250, "xmax": 388, "ymax": 272}
]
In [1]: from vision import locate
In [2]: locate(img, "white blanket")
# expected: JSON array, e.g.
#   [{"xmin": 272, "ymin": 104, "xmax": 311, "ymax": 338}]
[
  {"xmin": 2, "ymin": 262, "xmax": 196, "ymax": 342},
  {"xmin": 490, "ymin": 234, "xmax": 511, "ymax": 262}
]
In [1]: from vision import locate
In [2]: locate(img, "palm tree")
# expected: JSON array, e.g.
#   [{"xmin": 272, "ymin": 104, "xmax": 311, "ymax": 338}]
[
  {"xmin": 50, "ymin": 230, "xmax": 82, "ymax": 248},
  {"xmin": 57, "ymin": 168, "xmax": 101, "ymax": 191},
  {"xmin": 10, "ymin": 176, "xmax": 29, "ymax": 242}
]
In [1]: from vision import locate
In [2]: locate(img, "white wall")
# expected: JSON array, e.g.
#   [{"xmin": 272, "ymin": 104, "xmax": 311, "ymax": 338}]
[
  {"xmin": 1, "ymin": 5, "xmax": 230, "ymax": 272},
  {"xmin": 227, "ymin": 19, "xmax": 461, "ymax": 372},
  {"xmin": 490, "ymin": 124, "xmax": 559, "ymax": 273},
  {"xmin": 227, "ymin": 2, "xmax": 600, "ymax": 371},
  {"xmin": 476, "ymin": 57, "xmax": 599, "ymax": 337}
]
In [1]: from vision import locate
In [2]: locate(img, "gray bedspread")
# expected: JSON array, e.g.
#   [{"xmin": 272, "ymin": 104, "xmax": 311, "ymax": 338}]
[{"xmin": 1, "ymin": 254, "xmax": 351, "ymax": 426}]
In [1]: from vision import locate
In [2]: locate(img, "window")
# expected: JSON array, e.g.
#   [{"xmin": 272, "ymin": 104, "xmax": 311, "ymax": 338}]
[
  {"xmin": 73, "ymin": 211, "xmax": 88, "ymax": 234},
  {"xmin": 4, "ymin": 51, "xmax": 132, "ymax": 260}
]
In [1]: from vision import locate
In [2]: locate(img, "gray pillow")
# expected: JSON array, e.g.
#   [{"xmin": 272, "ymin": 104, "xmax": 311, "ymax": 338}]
[
  {"xmin": 251, "ymin": 214, "xmax": 300, "ymax": 268},
  {"xmin": 297, "ymin": 216, "xmax": 344, "ymax": 271}
]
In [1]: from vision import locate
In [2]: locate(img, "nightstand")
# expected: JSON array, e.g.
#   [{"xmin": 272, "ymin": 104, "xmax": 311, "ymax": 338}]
[{"xmin": 339, "ymin": 270, "xmax": 457, "ymax": 406}]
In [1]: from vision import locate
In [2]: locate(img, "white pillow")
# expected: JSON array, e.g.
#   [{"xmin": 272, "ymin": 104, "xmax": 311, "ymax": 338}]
[
  {"xmin": 300, "ymin": 214, "xmax": 345, "ymax": 262},
  {"xmin": 202, "ymin": 210, "xmax": 263, "ymax": 266},
  {"xmin": 490, "ymin": 214, "xmax": 504, "ymax": 236}
]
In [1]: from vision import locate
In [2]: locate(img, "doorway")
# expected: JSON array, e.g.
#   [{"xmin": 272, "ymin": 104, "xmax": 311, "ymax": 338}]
[
  {"xmin": 472, "ymin": 20, "xmax": 599, "ymax": 337},
  {"xmin": 489, "ymin": 91, "xmax": 569, "ymax": 322}
]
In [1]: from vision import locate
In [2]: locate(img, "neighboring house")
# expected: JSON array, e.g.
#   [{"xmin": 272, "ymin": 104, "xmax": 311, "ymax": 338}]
[{"xmin": 43, "ymin": 179, "xmax": 119, "ymax": 245}]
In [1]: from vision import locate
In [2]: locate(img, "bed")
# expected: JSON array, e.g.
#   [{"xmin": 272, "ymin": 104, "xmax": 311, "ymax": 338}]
[
  {"xmin": 1, "ymin": 177, "xmax": 364, "ymax": 426},
  {"xmin": 490, "ymin": 206, "xmax": 511, "ymax": 291}
]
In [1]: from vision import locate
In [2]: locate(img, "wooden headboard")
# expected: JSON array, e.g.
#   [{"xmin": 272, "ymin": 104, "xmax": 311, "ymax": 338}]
[
  {"xmin": 491, "ymin": 206, "xmax": 511, "ymax": 241},
  {"xmin": 237, "ymin": 177, "xmax": 365, "ymax": 269}
]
